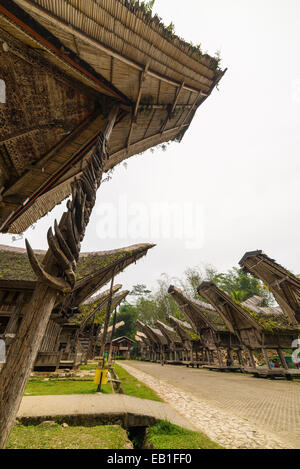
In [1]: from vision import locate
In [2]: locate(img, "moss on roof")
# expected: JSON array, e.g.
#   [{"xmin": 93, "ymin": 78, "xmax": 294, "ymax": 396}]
[
  {"xmin": 240, "ymin": 304, "xmax": 300, "ymax": 333},
  {"xmin": 125, "ymin": 0, "xmax": 222, "ymax": 72},
  {"xmin": 0, "ymin": 245, "xmax": 152, "ymax": 281},
  {"xmin": 73, "ymin": 290, "xmax": 128, "ymax": 326},
  {"xmin": 195, "ymin": 307, "xmax": 227, "ymax": 332}
]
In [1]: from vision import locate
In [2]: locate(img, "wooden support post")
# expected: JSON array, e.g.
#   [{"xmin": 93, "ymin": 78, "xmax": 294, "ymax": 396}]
[
  {"xmin": 262, "ymin": 348, "xmax": 272, "ymax": 370},
  {"xmin": 248, "ymin": 349, "xmax": 257, "ymax": 368},
  {"xmin": 99, "ymin": 273, "xmax": 115, "ymax": 371},
  {"xmin": 4, "ymin": 293, "xmax": 24, "ymax": 341},
  {"xmin": 108, "ymin": 307, "xmax": 118, "ymax": 365},
  {"xmin": 217, "ymin": 348, "xmax": 224, "ymax": 367},
  {"xmin": 0, "ymin": 107, "xmax": 119, "ymax": 448},
  {"xmin": 237, "ymin": 350, "xmax": 244, "ymax": 366},
  {"xmin": 277, "ymin": 348, "xmax": 289, "ymax": 370}
]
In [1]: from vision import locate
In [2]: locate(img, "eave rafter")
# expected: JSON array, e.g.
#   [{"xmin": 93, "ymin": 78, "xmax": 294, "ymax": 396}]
[{"xmin": 127, "ymin": 62, "xmax": 150, "ymax": 149}]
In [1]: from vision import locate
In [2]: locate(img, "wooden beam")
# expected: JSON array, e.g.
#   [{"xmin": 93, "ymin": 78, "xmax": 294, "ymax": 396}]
[
  {"xmin": 127, "ymin": 63, "xmax": 149, "ymax": 149},
  {"xmin": 160, "ymin": 82, "xmax": 185, "ymax": 134}
]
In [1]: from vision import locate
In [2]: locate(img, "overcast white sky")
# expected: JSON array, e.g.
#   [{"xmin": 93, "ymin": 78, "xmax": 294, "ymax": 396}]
[{"xmin": 2, "ymin": 0, "xmax": 300, "ymax": 291}]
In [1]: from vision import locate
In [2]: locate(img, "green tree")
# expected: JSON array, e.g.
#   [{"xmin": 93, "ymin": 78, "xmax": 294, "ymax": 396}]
[
  {"xmin": 214, "ymin": 267, "xmax": 274, "ymax": 306},
  {"xmin": 114, "ymin": 304, "xmax": 139, "ymax": 340},
  {"xmin": 129, "ymin": 284, "xmax": 151, "ymax": 301}
]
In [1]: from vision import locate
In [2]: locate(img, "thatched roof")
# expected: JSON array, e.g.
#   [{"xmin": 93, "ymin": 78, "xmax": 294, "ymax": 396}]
[
  {"xmin": 97, "ymin": 319, "xmax": 125, "ymax": 343},
  {"xmin": 239, "ymin": 250, "xmax": 300, "ymax": 326},
  {"xmin": 0, "ymin": 242, "xmax": 154, "ymax": 307},
  {"xmin": 155, "ymin": 319, "xmax": 181, "ymax": 344},
  {"xmin": 136, "ymin": 319, "xmax": 167, "ymax": 346},
  {"xmin": 135, "ymin": 330, "xmax": 149, "ymax": 345},
  {"xmin": 0, "ymin": 0, "xmax": 225, "ymax": 233},
  {"xmin": 73, "ymin": 284, "xmax": 123, "ymax": 325},
  {"xmin": 198, "ymin": 282, "xmax": 300, "ymax": 335},
  {"xmin": 168, "ymin": 284, "xmax": 227, "ymax": 332},
  {"xmin": 167, "ymin": 314, "xmax": 200, "ymax": 342}
]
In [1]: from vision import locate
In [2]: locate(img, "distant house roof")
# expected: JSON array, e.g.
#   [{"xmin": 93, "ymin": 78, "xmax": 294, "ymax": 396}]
[
  {"xmin": 167, "ymin": 314, "xmax": 200, "ymax": 342},
  {"xmin": 112, "ymin": 336, "xmax": 135, "ymax": 344},
  {"xmin": 75, "ymin": 287, "xmax": 128, "ymax": 326},
  {"xmin": 168, "ymin": 285, "xmax": 227, "ymax": 332},
  {"xmin": 198, "ymin": 282, "xmax": 300, "ymax": 335},
  {"xmin": 239, "ymin": 250, "xmax": 300, "ymax": 326},
  {"xmin": 155, "ymin": 319, "xmax": 181, "ymax": 344}
]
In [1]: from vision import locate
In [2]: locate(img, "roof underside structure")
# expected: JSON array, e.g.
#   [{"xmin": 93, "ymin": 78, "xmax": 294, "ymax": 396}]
[
  {"xmin": 155, "ymin": 319, "xmax": 181, "ymax": 344},
  {"xmin": 0, "ymin": 0, "xmax": 224, "ymax": 233},
  {"xmin": 136, "ymin": 319, "xmax": 166, "ymax": 346},
  {"xmin": 198, "ymin": 282, "xmax": 299, "ymax": 335},
  {"xmin": 240, "ymin": 250, "xmax": 300, "ymax": 326},
  {"xmin": 98, "ymin": 319, "xmax": 125, "ymax": 342},
  {"xmin": 167, "ymin": 314, "xmax": 198, "ymax": 342},
  {"xmin": 168, "ymin": 285, "xmax": 227, "ymax": 332},
  {"xmin": 0, "ymin": 242, "xmax": 153, "ymax": 317},
  {"xmin": 74, "ymin": 284, "xmax": 123, "ymax": 325}
]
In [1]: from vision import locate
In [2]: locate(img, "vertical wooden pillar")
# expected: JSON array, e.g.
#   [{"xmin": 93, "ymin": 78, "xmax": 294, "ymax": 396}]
[
  {"xmin": 277, "ymin": 348, "xmax": 289, "ymax": 370},
  {"xmin": 262, "ymin": 348, "xmax": 272, "ymax": 370},
  {"xmin": 217, "ymin": 348, "xmax": 223, "ymax": 367},
  {"xmin": 0, "ymin": 107, "xmax": 119, "ymax": 449},
  {"xmin": 248, "ymin": 349, "xmax": 256, "ymax": 368},
  {"xmin": 108, "ymin": 307, "xmax": 118, "ymax": 365}
]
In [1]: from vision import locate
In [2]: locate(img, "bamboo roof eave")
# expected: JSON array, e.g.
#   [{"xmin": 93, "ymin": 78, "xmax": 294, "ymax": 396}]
[
  {"xmin": 0, "ymin": 0, "xmax": 225, "ymax": 234},
  {"xmin": 12, "ymin": 0, "xmax": 222, "ymax": 93}
]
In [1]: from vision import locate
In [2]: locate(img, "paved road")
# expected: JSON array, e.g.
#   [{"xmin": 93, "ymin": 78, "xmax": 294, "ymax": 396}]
[{"xmin": 123, "ymin": 361, "xmax": 300, "ymax": 448}]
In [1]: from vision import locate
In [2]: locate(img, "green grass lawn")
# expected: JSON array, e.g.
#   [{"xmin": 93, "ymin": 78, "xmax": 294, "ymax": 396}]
[
  {"xmin": 114, "ymin": 364, "xmax": 163, "ymax": 402},
  {"xmin": 145, "ymin": 420, "xmax": 223, "ymax": 449},
  {"xmin": 24, "ymin": 379, "xmax": 112, "ymax": 396},
  {"xmin": 79, "ymin": 364, "xmax": 98, "ymax": 371},
  {"xmin": 8, "ymin": 423, "xmax": 131, "ymax": 449}
]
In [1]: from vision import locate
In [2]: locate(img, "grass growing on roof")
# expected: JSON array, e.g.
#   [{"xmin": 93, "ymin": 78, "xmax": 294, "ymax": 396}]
[
  {"xmin": 24, "ymin": 379, "xmax": 112, "ymax": 396},
  {"xmin": 8, "ymin": 422, "xmax": 131, "ymax": 449},
  {"xmin": 114, "ymin": 363, "xmax": 163, "ymax": 402},
  {"xmin": 145, "ymin": 420, "xmax": 222, "ymax": 449}
]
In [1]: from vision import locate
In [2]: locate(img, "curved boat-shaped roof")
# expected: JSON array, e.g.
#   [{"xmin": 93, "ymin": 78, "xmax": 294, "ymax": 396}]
[
  {"xmin": 0, "ymin": 242, "xmax": 154, "ymax": 307},
  {"xmin": 240, "ymin": 250, "xmax": 300, "ymax": 326},
  {"xmin": 168, "ymin": 284, "xmax": 227, "ymax": 332},
  {"xmin": 0, "ymin": 0, "xmax": 225, "ymax": 233},
  {"xmin": 198, "ymin": 281, "xmax": 300, "ymax": 335}
]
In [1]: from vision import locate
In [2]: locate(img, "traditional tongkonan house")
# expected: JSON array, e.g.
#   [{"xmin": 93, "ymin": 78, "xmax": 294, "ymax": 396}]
[
  {"xmin": 168, "ymin": 285, "xmax": 244, "ymax": 370},
  {"xmin": 77, "ymin": 286, "xmax": 128, "ymax": 362},
  {"xmin": 0, "ymin": 0, "xmax": 225, "ymax": 447},
  {"xmin": 0, "ymin": 243, "xmax": 151, "ymax": 369},
  {"xmin": 136, "ymin": 319, "xmax": 168, "ymax": 363},
  {"xmin": 110, "ymin": 336, "xmax": 135, "ymax": 360},
  {"xmin": 155, "ymin": 319, "xmax": 183, "ymax": 364},
  {"xmin": 0, "ymin": 0, "xmax": 225, "ymax": 235},
  {"xmin": 167, "ymin": 314, "xmax": 201, "ymax": 367},
  {"xmin": 239, "ymin": 251, "xmax": 300, "ymax": 326},
  {"xmin": 135, "ymin": 331, "xmax": 151, "ymax": 361},
  {"xmin": 198, "ymin": 282, "xmax": 300, "ymax": 379}
]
